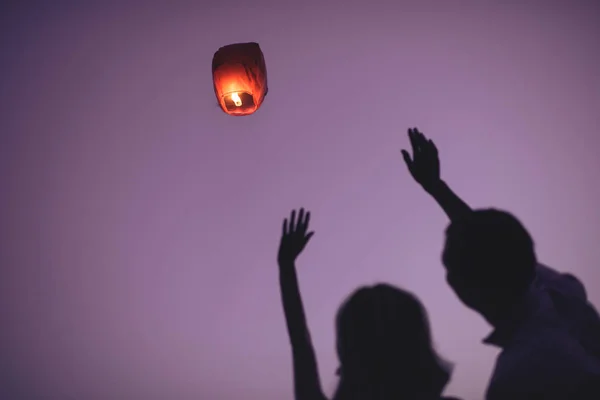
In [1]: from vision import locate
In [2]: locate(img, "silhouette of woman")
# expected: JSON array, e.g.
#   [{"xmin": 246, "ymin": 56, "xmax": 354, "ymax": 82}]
[{"xmin": 277, "ymin": 208, "xmax": 460, "ymax": 400}]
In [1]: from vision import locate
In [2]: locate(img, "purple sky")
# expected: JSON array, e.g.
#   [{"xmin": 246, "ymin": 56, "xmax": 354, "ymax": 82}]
[{"xmin": 1, "ymin": 2, "xmax": 599, "ymax": 399}]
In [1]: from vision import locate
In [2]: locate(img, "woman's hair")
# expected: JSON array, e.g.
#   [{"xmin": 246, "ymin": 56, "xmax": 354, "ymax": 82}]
[{"xmin": 332, "ymin": 284, "xmax": 451, "ymax": 400}]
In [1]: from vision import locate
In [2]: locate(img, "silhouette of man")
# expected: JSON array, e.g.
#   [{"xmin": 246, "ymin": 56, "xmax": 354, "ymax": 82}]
[{"xmin": 401, "ymin": 128, "xmax": 600, "ymax": 399}]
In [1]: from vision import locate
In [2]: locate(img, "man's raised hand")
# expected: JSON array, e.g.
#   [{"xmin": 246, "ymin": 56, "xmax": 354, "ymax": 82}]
[{"xmin": 401, "ymin": 127, "xmax": 441, "ymax": 194}]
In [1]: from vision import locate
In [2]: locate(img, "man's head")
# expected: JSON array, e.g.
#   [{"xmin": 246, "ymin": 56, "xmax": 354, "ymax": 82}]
[{"xmin": 442, "ymin": 209, "xmax": 537, "ymax": 323}]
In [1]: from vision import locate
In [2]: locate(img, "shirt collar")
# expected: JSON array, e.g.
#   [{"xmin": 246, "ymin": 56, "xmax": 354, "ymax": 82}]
[{"xmin": 483, "ymin": 284, "xmax": 544, "ymax": 347}]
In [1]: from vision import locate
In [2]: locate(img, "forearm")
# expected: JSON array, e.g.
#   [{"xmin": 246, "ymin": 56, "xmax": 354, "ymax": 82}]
[
  {"xmin": 292, "ymin": 347, "xmax": 325, "ymax": 400},
  {"xmin": 279, "ymin": 263, "xmax": 325, "ymax": 400},
  {"xmin": 279, "ymin": 265, "xmax": 312, "ymax": 346},
  {"xmin": 427, "ymin": 180, "xmax": 472, "ymax": 222}
]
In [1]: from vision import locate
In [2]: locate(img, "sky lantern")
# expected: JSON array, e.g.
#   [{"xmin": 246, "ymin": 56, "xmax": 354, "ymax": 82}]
[{"xmin": 212, "ymin": 42, "xmax": 268, "ymax": 116}]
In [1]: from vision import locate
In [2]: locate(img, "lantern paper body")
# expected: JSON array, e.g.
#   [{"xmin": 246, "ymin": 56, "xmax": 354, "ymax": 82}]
[{"xmin": 212, "ymin": 42, "xmax": 268, "ymax": 116}]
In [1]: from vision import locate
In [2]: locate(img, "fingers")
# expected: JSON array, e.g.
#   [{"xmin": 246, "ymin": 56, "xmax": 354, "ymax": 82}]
[
  {"xmin": 408, "ymin": 128, "xmax": 420, "ymax": 156},
  {"xmin": 407, "ymin": 127, "xmax": 437, "ymax": 159},
  {"xmin": 297, "ymin": 208, "xmax": 304, "ymax": 232},
  {"xmin": 296, "ymin": 208, "xmax": 311, "ymax": 234},
  {"xmin": 415, "ymin": 128, "xmax": 427, "ymax": 148},
  {"xmin": 284, "ymin": 208, "xmax": 312, "ymax": 235},
  {"xmin": 409, "ymin": 127, "xmax": 427, "ymax": 144},
  {"xmin": 401, "ymin": 149, "xmax": 413, "ymax": 170},
  {"xmin": 303, "ymin": 210, "xmax": 311, "ymax": 232},
  {"xmin": 427, "ymin": 138, "xmax": 435, "ymax": 148},
  {"xmin": 428, "ymin": 139, "xmax": 439, "ymax": 157},
  {"xmin": 409, "ymin": 127, "xmax": 422, "ymax": 140},
  {"xmin": 289, "ymin": 209, "xmax": 296, "ymax": 232}
]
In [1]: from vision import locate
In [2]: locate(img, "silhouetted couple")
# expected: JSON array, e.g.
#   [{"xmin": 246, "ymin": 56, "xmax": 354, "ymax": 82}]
[{"xmin": 277, "ymin": 128, "xmax": 600, "ymax": 400}]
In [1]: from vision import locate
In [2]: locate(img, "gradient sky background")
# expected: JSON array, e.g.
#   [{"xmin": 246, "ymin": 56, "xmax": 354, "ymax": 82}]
[{"xmin": 1, "ymin": 1, "xmax": 599, "ymax": 399}]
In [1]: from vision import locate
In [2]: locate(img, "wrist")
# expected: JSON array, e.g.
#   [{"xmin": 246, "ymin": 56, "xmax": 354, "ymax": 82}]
[
  {"xmin": 278, "ymin": 259, "xmax": 296, "ymax": 269},
  {"xmin": 279, "ymin": 265, "xmax": 297, "ymax": 282},
  {"xmin": 424, "ymin": 180, "xmax": 447, "ymax": 196}
]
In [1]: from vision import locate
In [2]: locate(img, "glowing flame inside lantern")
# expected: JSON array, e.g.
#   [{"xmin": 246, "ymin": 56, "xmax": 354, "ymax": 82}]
[{"xmin": 231, "ymin": 92, "xmax": 242, "ymax": 107}]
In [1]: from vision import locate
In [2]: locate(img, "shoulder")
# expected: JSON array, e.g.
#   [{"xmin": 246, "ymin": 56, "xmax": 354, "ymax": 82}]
[
  {"xmin": 489, "ymin": 338, "xmax": 598, "ymax": 398},
  {"xmin": 497, "ymin": 334, "xmax": 589, "ymax": 373},
  {"xmin": 536, "ymin": 263, "xmax": 587, "ymax": 299},
  {"xmin": 488, "ymin": 377, "xmax": 600, "ymax": 400}
]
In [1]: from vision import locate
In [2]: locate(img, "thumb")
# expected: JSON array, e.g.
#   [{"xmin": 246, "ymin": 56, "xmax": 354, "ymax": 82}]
[
  {"xmin": 305, "ymin": 231, "xmax": 315, "ymax": 243},
  {"xmin": 401, "ymin": 150, "xmax": 414, "ymax": 171}
]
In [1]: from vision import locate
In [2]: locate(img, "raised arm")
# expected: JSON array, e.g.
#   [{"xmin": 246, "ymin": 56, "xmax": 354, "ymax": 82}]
[
  {"xmin": 401, "ymin": 129, "xmax": 600, "ymax": 359},
  {"xmin": 401, "ymin": 128, "xmax": 472, "ymax": 222},
  {"xmin": 277, "ymin": 208, "xmax": 327, "ymax": 400}
]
